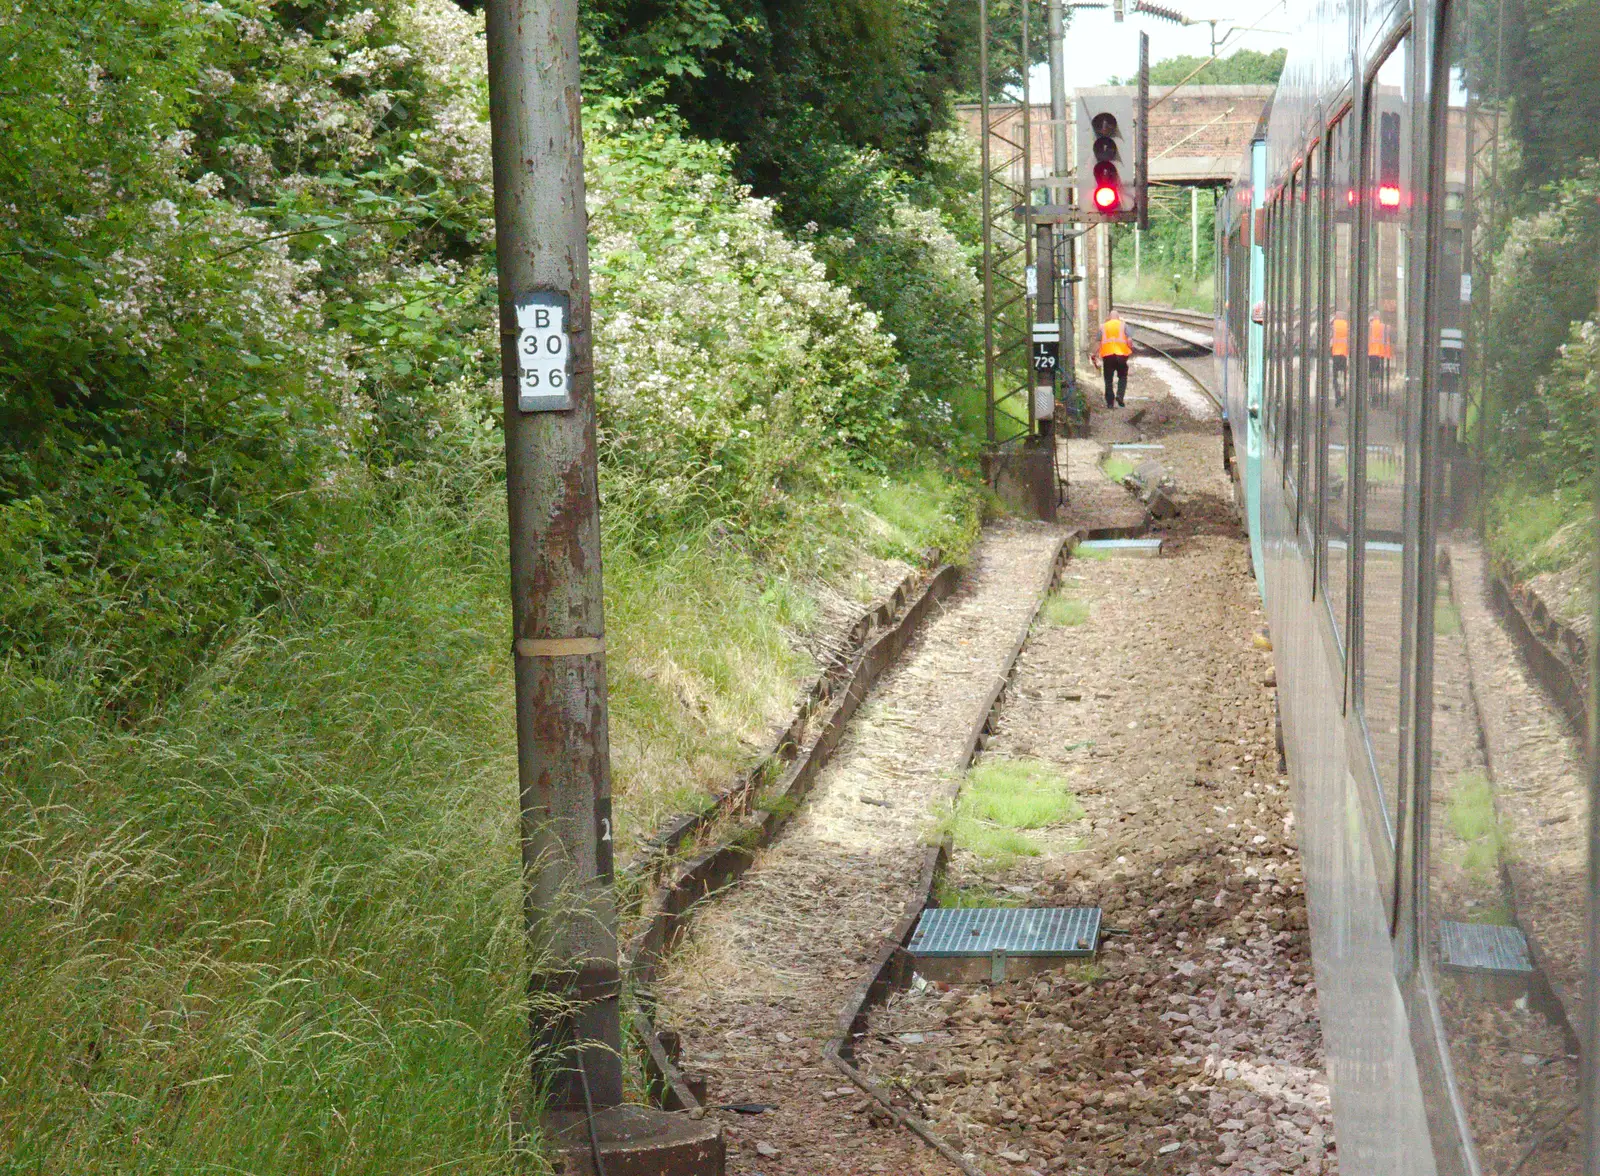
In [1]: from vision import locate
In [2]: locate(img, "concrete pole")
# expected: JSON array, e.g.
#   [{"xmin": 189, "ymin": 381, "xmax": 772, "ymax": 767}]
[
  {"xmin": 483, "ymin": 0, "xmax": 622, "ymax": 1115},
  {"xmin": 1034, "ymin": 220, "xmax": 1057, "ymax": 436}
]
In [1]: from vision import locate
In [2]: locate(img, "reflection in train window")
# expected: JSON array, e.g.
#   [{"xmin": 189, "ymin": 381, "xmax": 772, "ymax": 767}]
[
  {"xmin": 1356, "ymin": 35, "xmax": 1412, "ymax": 825},
  {"xmin": 1301, "ymin": 145, "xmax": 1322, "ymax": 551},
  {"xmin": 1420, "ymin": 1, "xmax": 1596, "ymax": 1169},
  {"xmin": 1324, "ymin": 115, "xmax": 1353, "ymax": 654},
  {"xmin": 1285, "ymin": 168, "xmax": 1302, "ymax": 509},
  {"xmin": 1266, "ymin": 199, "xmax": 1281, "ymax": 449}
]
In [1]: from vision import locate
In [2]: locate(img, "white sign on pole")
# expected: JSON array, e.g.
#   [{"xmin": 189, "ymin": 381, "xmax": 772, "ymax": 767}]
[{"xmin": 516, "ymin": 293, "xmax": 573, "ymax": 412}]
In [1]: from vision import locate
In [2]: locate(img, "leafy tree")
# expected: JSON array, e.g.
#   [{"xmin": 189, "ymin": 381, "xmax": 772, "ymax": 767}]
[{"xmin": 1124, "ymin": 46, "xmax": 1285, "ymax": 86}]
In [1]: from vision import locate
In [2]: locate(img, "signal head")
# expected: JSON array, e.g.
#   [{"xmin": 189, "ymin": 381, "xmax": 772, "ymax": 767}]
[
  {"xmin": 1094, "ymin": 183, "xmax": 1120, "ymax": 210},
  {"xmin": 1091, "ymin": 112, "xmax": 1120, "ymax": 138}
]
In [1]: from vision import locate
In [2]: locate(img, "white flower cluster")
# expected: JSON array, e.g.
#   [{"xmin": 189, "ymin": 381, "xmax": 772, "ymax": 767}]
[{"xmin": 405, "ymin": 0, "xmax": 913, "ymax": 519}]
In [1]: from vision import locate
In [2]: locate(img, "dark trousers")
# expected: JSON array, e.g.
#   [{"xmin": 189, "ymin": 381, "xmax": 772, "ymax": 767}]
[
  {"xmin": 1102, "ymin": 355, "xmax": 1129, "ymax": 407},
  {"xmin": 1331, "ymin": 355, "xmax": 1348, "ymax": 405}
]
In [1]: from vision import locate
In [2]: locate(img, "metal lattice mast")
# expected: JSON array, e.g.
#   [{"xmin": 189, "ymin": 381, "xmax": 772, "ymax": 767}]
[{"xmin": 979, "ymin": 0, "xmax": 1040, "ymax": 446}]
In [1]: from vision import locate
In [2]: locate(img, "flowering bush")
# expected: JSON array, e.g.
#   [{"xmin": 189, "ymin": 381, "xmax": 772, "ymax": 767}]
[{"xmin": 1, "ymin": 0, "xmax": 975, "ymax": 710}]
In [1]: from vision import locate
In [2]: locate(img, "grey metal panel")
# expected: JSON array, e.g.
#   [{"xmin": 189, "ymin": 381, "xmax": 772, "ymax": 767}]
[
  {"xmin": 1262, "ymin": 450, "xmax": 1440, "ymax": 1176},
  {"xmin": 909, "ymin": 907, "xmax": 1101, "ymax": 958}
]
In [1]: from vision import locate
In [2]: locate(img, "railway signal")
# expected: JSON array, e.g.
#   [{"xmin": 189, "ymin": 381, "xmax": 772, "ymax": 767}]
[
  {"xmin": 1075, "ymin": 42, "xmax": 1148, "ymax": 226},
  {"xmin": 1376, "ymin": 109, "xmax": 1403, "ymax": 213}
]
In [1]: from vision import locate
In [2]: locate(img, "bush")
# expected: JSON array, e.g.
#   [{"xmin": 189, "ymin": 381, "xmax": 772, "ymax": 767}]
[{"xmin": 1484, "ymin": 165, "xmax": 1600, "ymax": 483}]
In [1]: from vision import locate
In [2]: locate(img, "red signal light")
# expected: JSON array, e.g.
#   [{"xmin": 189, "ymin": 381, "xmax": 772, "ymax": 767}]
[
  {"xmin": 1378, "ymin": 184, "xmax": 1401, "ymax": 208},
  {"xmin": 1094, "ymin": 183, "xmax": 1119, "ymax": 210}
]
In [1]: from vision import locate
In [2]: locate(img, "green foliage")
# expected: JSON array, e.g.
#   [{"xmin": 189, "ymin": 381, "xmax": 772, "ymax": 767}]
[
  {"xmin": 1040, "ymin": 593, "xmax": 1090, "ymax": 626},
  {"xmin": 1, "ymin": 0, "xmax": 991, "ymax": 1161},
  {"xmin": 1, "ymin": 473, "xmax": 544, "ymax": 1173},
  {"xmin": 1138, "ymin": 47, "xmax": 1286, "ymax": 86},
  {"xmin": 932, "ymin": 877, "xmax": 1027, "ymax": 907},
  {"xmin": 1103, "ymin": 455, "xmax": 1136, "ymax": 482},
  {"xmin": 1496, "ymin": 0, "xmax": 1600, "ymax": 196},
  {"xmin": 1446, "ymin": 770, "xmax": 1503, "ymax": 878},
  {"xmin": 1485, "ymin": 482, "xmax": 1592, "ymax": 578},
  {"xmin": 1111, "ymin": 189, "xmax": 1217, "ymax": 306},
  {"xmin": 846, "ymin": 465, "xmax": 983, "ymax": 565},
  {"xmin": 1483, "ymin": 167, "xmax": 1600, "ymax": 487},
  {"xmin": 936, "ymin": 757, "xmax": 1083, "ymax": 861}
]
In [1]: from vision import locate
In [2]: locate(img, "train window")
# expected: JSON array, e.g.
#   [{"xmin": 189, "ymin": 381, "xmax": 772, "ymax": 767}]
[
  {"xmin": 1324, "ymin": 113, "xmax": 1354, "ymax": 655},
  {"xmin": 1301, "ymin": 143, "xmax": 1323, "ymax": 556},
  {"xmin": 1265, "ymin": 200, "xmax": 1280, "ymax": 447},
  {"xmin": 1274, "ymin": 191, "xmax": 1292, "ymax": 469},
  {"xmin": 1354, "ymin": 33, "xmax": 1412, "ymax": 825},
  {"xmin": 1415, "ymin": 0, "xmax": 1598, "ymax": 1168},
  {"xmin": 1284, "ymin": 168, "xmax": 1302, "ymax": 504}
]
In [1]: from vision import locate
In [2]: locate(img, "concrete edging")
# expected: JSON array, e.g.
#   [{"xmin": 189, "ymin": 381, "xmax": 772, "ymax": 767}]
[{"xmin": 820, "ymin": 529, "xmax": 1084, "ymax": 1176}]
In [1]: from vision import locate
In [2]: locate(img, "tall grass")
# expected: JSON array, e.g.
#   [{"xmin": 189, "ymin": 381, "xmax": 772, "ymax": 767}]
[
  {"xmin": 1, "ymin": 454, "xmax": 984, "ymax": 1171},
  {"xmin": 0, "ymin": 474, "xmax": 541, "ymax": 1173},
  {"xmin": 1113, "ymin": 269, "xmax": 1215, "ymax": 313}
]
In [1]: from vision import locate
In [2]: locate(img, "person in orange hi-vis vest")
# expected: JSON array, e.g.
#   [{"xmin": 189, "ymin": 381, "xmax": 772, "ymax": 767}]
[
  {"xmin": 1367, "ymin": 315, "xmax": 1393, "ymax": 407},
  {"xmin": 1092, "ymin": 316, "xmax": 1134, "ymax": 408},
  {"xmin": 1329, "ymin": 315, "xmax": 1349, "ymax": 405}
]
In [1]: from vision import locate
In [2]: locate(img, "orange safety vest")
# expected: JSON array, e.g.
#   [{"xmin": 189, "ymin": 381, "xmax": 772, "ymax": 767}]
[
  {"xmin": 1330, "ymin": 317, "xmax": 1349, "ymax": 357},
  {"xmin": 1098, "ymin": 318, "xmax": 1133, "ymax": 358},
  {"xmin": 1367, "ymin": 316, "xmax": 1393, "ymax": 359}
]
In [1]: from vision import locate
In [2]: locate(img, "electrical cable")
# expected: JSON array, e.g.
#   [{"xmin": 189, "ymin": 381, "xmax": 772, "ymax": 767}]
[{"xmin": 577, "ymin": 1054, "xmax": 610, "ymax": 1176}]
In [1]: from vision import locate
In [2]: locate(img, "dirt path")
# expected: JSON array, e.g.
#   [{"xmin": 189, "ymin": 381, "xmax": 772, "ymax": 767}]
[
  {"xmin": 858, "ymin": 360, "xmax": 1337, "ymax": 1176},
  {"xmin": 654, "ymin": 522, "xmax": 1064, "ymax": 1175}
]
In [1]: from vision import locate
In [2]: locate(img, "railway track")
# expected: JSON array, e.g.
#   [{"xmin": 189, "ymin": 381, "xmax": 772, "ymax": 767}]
[{"xmin": 1112, "ymin": 303, "xmax": 1222, "ymax": 414}]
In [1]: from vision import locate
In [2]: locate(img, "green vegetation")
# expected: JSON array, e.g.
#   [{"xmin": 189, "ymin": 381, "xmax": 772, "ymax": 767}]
[
  {"xmin": 1434, "ymin": 596, "xmax": 1463, "ymax": 637},
  {"xmin": 1484, "ymin": 483, "xmax": 1592, "ymax": 579},
  {"xmin": 1040, "ymin": 593, "xmax": 1090, "ymax": 627},
  {"xmin": 938, "ymin": 757, "xmax": 1084, "ymax": 862},
  {"xmin": 2, "ymin": 471, "xmax": 538, "ymax": 1172},
  {"xmin": 1461, "ymin": 0, "xmax": 1599, "ymax": 601},
  {"xmin": 1125, "ymin": 47, "xmax": 1286, "ymax": 87},
  {"xmin": 932, "ymin": 877, "xmax": 1028, "ymax": 908},
  {"xmin": 1, "ymin": 0, "xmax": 994, "ymax": 1166},
  {"xmin": 1103, "ymin": 454, "xmax": 1137, "ymax": 482},
  {"xmin": 1447, "ymin": 770, "xmax": 1504, "ymax": 879},
  {"xmin": 1111, "ymin": 191, "xmax": 1218, "ymax": 313}
]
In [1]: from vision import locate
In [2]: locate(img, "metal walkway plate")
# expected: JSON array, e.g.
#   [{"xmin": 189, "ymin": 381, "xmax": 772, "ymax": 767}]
[
  {"xmin": 910, "ymin": 907, "xmax": 1101, "ymax": 958},
  {"xmin": 1110, "ymin": 442, "xmax": 1165, "ymax": 451},
  {"xmin": 1439, "ymin": 919, "xmax": 1533, "ymax": 975},
  {"xmin": 1077, "ymin": 538, "xmax": 1163, "ymax": 558}
]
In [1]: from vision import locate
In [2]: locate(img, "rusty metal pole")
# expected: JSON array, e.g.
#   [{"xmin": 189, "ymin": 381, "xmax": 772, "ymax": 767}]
[
  {"xmin": 483, "ymin": 0, "xmax": 624, "ymax": 1117},
  {"xmin": 483, "ymin": 7, "xmax": 724, "ymax": 1170}
]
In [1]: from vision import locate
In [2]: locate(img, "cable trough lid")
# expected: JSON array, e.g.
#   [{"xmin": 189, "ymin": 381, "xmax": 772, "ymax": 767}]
[
  {"xmin": 910, "ymin": 907, "xmax": 1101, "ymax": 958},
  {"xmin": 1438, "ymin": 919, "xmax": 1533, "ymax": 976}
]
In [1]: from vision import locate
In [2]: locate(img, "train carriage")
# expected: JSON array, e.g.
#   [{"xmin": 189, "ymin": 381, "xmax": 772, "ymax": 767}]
[{"xmin": 1212, "ymin": 0, "xmax": 1600, "ymax": 1171}]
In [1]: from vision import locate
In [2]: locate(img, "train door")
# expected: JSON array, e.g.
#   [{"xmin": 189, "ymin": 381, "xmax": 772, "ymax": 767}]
[{"xmin": 1246, "ymin": 137, "xmax": 1267, "ymax": 585}]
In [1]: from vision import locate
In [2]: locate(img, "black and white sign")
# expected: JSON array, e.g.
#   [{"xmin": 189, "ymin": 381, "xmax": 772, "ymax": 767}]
[
  {"xmin": 1032, "ymin": 321, "xmax": 1060, "ymax": 373},
  {"xmin": 516, "ymin": 292, "xmax": 573, "ymax": 412}
]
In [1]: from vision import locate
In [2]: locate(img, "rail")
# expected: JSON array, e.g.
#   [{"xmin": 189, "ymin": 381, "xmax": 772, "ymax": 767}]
[{"xmin": 1112, "ymin": 305, "xmax": 1222, "ymax": 414}]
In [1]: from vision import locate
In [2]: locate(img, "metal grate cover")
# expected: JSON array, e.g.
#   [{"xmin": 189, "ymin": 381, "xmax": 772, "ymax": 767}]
[
  {"xmin": 910, "ymin": 907, "xmax": 1101, "ymax": 958},
  {"xmin": 1439, "ymin": 919, "xmax": 1533, "ymax": 975}
]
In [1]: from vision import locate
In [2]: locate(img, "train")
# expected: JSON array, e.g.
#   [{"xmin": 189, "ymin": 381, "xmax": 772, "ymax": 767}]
[{"xmin": 1210, "ymin": 0, "xmax": 1600, "ymax": 1172}]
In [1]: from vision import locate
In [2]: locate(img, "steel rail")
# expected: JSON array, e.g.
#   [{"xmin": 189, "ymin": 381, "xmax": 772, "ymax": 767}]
[{"xmin": 1118, "ymin": 314, "xmax": 1223, "ymax": 414}]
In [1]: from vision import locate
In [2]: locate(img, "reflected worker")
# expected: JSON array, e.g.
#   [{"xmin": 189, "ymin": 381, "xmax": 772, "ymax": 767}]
[
  {"xmin": 1330, "ymin": 314, "xmax": 1349, "ymax": 405},
  {"xmin": 1092, "ymin": 315, "xmax": 1134, "ymax": 408},
  {"xmin": 1367, "ymin": 314, "xmax": 1393, "ymax": 407}
]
